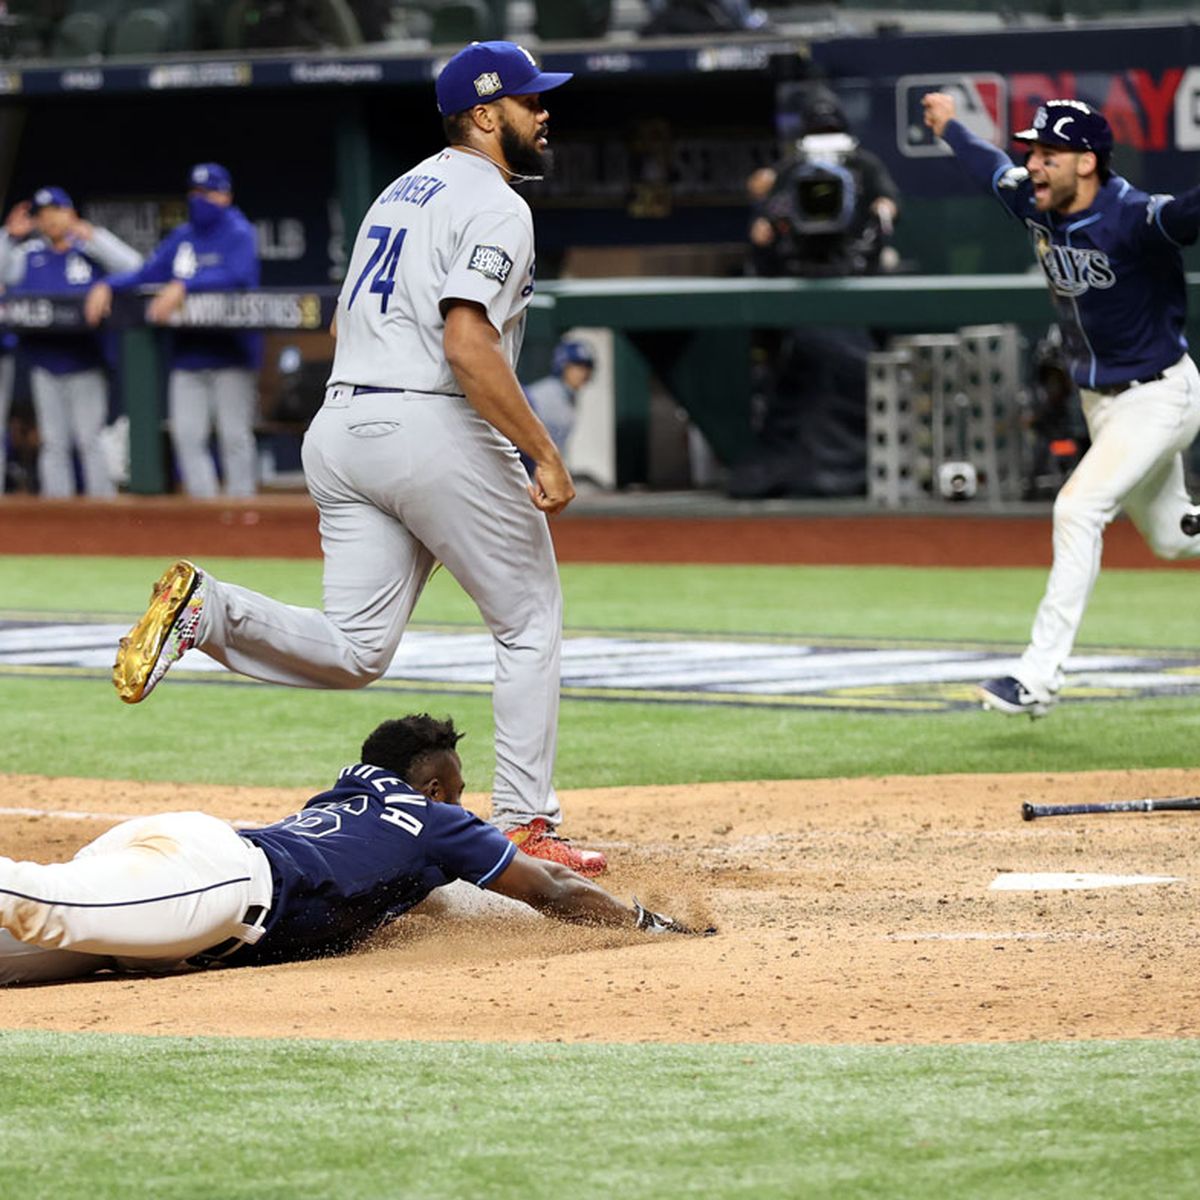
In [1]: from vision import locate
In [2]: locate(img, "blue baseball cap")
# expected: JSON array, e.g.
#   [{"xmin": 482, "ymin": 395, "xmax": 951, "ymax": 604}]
[
  {"xmin": 1014, "ymin": 100, "xmax": 1113, "ymax": 153},
  {"xmin": 553, "ymin": 339, "xmax": 595, "ymax": 374},
  {"xmin": 30, "ymin": 185, "xmax": 74, "ymax": 212},
  {"xmin": 436, "ymin": 41, "xmax": 572, "ymax": 116},
  {"xmin": 188, "ymin": 162, "xmax": 232, "ymax": 192}
]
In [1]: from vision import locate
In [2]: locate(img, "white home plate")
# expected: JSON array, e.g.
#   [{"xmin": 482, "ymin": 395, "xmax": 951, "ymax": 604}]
[{"xmin": 990, "ymin": 872, "xmax": 1181, "ymax": 891}]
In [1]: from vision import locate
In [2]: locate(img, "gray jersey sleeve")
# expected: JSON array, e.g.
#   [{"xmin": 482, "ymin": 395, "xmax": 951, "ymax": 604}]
[
  {"xmin": 440, "ymin": 209, "xmax": 534, "ymax": 336},
  {"xmin": 0, "ymin": 232, "xmax": 28, "ymax": 286},
  {"xmin": 82, "ymin": 227, "xmax": 144, "ymax": 273}
]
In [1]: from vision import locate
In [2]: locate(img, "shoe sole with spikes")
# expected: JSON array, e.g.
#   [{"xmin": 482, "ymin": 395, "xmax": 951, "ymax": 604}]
[{"xmin": 113, "ymin": 560, "xmax": 203, "ymax": 704}]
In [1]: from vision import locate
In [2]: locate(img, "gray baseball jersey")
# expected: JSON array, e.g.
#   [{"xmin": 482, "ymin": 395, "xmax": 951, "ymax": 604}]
[
  {"xmin": 178, "ymin": 146, "xmax": 566, "ymax": 831},
  {"xmin": 329, "ymin": 148, "xmax": 535, "ymax": 391}
]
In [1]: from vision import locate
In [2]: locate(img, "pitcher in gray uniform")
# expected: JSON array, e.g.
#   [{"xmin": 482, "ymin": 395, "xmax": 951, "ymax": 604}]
[{"xmin": 112, "ymin": 42, "xmax": 607, "ymax": 877}]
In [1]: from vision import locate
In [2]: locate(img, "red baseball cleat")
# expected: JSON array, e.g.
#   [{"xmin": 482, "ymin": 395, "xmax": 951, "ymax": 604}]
[{"xmin": 505, "ymin": 818, "xmax": 607, "ymax": 877}]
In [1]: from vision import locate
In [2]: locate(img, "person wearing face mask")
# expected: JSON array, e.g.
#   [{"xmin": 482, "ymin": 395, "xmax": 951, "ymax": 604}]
[{"xmin": 84, "ymin": 163, "xmax": 262, "ymax": 497}]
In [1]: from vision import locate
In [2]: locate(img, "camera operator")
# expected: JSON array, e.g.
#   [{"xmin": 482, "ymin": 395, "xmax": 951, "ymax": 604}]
[
  {"xmin": 747, "ymin": 86, "xmax": 899, "ymax": 279},
  {"xmin": 729, "ymin": 84, "xmax": 901, "ymax": 500}
]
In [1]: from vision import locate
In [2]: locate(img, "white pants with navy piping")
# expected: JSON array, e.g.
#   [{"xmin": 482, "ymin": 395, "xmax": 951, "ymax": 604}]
[
  {"xmin": 1016, "ymin": 354, "xmax": 1200, "ymax": 700},
  {"xmin": 0, "ymin": 811, "xmax": 273, "ymax": 985}
]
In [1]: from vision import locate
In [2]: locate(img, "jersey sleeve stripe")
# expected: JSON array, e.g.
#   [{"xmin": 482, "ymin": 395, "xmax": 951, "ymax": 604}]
[{"xmin": 475, "ymin": 840, "xmax": 517, "ymax": 888}]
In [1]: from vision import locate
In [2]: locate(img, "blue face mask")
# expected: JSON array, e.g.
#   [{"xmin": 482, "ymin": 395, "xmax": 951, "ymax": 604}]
[{"xmin": 187, "ymin": 194, "xmax": 225, "ymax": 231}]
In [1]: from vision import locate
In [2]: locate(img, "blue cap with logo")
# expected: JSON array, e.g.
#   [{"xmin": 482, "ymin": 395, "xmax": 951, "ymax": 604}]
[
  {"xmin": 1014, "ymin": 100, "xmax": 1113, "ymax": 153},
  {"xmin": 436, "ymin": 41, "xmax": 572, "ymax": 116},
  {"xmin": 30, "ymin": 185, "xmax": 74, "ymax": 212},
  {"xmin": 553, "ymin": 339, "xmax": 595, "ymax": 375},
  {"xmin": 188, "ymin": 162, "xmax": 232, "ymax": 192}
]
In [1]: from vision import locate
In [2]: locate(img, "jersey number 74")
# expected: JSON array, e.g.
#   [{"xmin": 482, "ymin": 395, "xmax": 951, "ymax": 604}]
[{"xmin": 347, "ymin": 225, "xmax": 408, "ymax": 314}]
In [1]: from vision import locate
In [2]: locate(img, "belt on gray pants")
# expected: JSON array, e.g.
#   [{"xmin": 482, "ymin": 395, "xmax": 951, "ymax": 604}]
[
  {"xmin": 185, "ymin": 903, "xmax": 268, "ymax": 969},
  {"xmin": 350, "ymin": 385, "xmax": 465, "ymax": 398}
]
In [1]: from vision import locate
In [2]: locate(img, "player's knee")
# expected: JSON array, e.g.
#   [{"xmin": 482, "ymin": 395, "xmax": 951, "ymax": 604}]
[
  {"xmin": 1052, "ymin": 489, "xmax": 1105, "ymax": 532},
  {"xmin": 345, "ymin": 643, "xmax": 393, "ymax": 685}
]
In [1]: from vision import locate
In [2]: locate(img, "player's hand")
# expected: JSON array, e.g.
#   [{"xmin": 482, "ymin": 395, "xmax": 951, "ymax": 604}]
[
  {"xmin": 922, "ymin": 93, "xmax": 957, "ymax": 138},
  {"xmin": 633, "ymin": 897, "xmax": 716, "ymax": 936},
  {"xmin": 70, "ymin": 216, "xmax": 95, "ymax": 243},
  {"xmin": 746, "ymin": 166, "xmax": 777, "ymax": 200},
  {"xmin": 528, "ymin": 456, "xmax": 575, "ymax": 515},
  {"xmin": 749, "ymin": 216, "xmax": 775, "ymax": 247},
  {"xmin": 4, "ymin": 201, "xmax": 34, "ymax": 239},
  {"xmin": 146, "ymin": 279, "xmax": 187, "ymax": 323},
  {"xmin": 83, "ymin": 281, "xmax": 113, "ymax": 327},
  {"xmin": 871, "ymin": 196, "xmax": 898, "ymax": 237}
]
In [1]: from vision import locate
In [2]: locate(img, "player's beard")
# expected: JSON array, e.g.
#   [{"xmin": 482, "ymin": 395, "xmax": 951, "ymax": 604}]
[{"xmin": 499, "ymin": 120, "xmax": 552, "ymax": 180}]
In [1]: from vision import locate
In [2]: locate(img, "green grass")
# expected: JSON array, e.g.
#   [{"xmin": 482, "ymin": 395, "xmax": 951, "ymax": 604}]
[
  {"xmin": 2, "ymin": 1032, "xmax": 1198, "ymax": 1199},
  {"xmin": 3, "ymin": 553, "xmax": 1200, "ymax": 1197},
  {"xmin": 3, "ymin": 676, "xmax": 1200, "ymax": 788},
  {"xmin": 3, "ymin": 555, "xmax": 1199, "ymax": 648},
  {"xmin": 1, "ymin": 555, "xmax": 1198, "ymax": 786}
]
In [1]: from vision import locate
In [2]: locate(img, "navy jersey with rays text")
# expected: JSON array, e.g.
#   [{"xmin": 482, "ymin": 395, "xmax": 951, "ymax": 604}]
[
  {"xmin": 942, "ymin": 120, "xmax": 1200, "ymax": 389},
  {"xmin": 233, "ymin": 763, "xmax": 516, "ymax": 965}
]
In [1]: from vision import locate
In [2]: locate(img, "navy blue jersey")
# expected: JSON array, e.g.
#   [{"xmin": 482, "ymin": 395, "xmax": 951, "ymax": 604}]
[
  {"xmin": 13, "ymin": 238, "xmax": 108, "ymax": 375},
  {"xmin": 234, "ymin": 764, "xmax": 517, "ymax": 965},
  {"xmin": 943, "ymin": 120, "xmax": 1200, "ymax": 389},
  {"xmin": 105, "ymin": 204, "xmax": 262, "ymax": 370}
]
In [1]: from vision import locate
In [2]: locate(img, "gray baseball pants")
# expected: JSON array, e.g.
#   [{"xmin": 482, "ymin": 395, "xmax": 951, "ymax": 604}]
[
  {"xmin": 0, "ymin": 355, "xmax": 12, "ymax": 494},
  {"xmin": 195, "ymin": 388, "xmax": 563, "ymax": 830},
  {"xmin": 168, "ymin": 367, "xmax": 258, "ymax": 498},
  {"xmin": 29, "ymin": 365, "xmax": 115, "ymax": 498}
]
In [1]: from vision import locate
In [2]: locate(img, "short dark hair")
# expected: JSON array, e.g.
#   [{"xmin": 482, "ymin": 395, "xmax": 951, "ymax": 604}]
[
  {"xmin": 361, "ymin": 714, "xmax": 464, "ymax": 783},
  {"xmin": 442, "ymin": 111, "xmax": 474, "ymax": 143},
  {"xmin": 1095, "ymin": 149, "xmax": 1112, "ymax": 183}
]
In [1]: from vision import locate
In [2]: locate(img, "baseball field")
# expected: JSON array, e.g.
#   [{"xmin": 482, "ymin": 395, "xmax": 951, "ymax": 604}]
[{"xmin": 2, "ymin": 500, "xmax": 1199, "ymax": 1198}]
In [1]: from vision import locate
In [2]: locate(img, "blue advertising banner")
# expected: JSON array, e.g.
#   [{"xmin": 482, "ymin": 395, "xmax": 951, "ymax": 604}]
[{"xmin": 811, "ymin": 22, "xmax": 1200, "ymax": 197}]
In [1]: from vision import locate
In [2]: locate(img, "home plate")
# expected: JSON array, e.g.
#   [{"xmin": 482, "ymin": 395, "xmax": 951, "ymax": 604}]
[{"xmin": 990, "ymin": 871, "xmax": 1181, "ymax": 891}]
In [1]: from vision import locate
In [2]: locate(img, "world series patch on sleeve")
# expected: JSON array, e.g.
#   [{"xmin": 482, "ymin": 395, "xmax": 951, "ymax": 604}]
[{"xmin": 468, "ymin": 244, "xmax": 513, "ymax": 282}]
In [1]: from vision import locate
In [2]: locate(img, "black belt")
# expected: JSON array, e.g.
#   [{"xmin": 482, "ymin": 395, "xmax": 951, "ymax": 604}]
[
  {"xmin": 186, "ymin": 903, "xmax": 268, "ymax": 969},
  {"xmin": 350, "ymin": 385, "xmax": 465, "ymax": 398},
  {"xmin": 1090, "ymin": 371, "xmax": 1165, "ymax": 396}
]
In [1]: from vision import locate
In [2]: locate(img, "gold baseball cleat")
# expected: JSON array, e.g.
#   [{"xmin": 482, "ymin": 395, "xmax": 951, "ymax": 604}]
[{"xmin": 112, "ymin": 559, "xmax": 206, "ymax": 704}]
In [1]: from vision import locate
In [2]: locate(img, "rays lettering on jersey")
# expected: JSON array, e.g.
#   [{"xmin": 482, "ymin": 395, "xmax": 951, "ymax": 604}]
[{"xmin": 1027, "ymin": 221, "xmax": 1116, "ymax": 296}]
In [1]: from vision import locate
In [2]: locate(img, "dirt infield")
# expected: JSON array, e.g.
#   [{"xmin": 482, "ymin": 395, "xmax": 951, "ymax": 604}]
[
  {"xmin": 0, "ymin": 494, "xmax": 1190, "ymax": 567},
  {"xmin": 4, "ymin": 769, "xmax": 1198, "ymax": 1043}
]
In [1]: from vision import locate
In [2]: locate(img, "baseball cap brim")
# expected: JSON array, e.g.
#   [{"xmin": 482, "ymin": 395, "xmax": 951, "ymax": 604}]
[{"xmin": 508, "ymin": 69, "xmax": 573, "ymax": 97}]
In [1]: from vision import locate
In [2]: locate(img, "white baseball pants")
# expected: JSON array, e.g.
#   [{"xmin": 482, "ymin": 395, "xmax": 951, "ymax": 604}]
[
  {"xmin": 1017, "ymin": 353, "xmax": 1200, "ymax": 699},
  {"xmin": 194, "ymin": 389, "xmax": 563, "ymax": 831},
  {"xmin": 0, "ymin": 811, "xmax": 273, "ymax": 985},
  {"xmin": 168, "ymin": 366, "xmax": 259, "ymax": 498},
  {"xmin": 29, "ymin": 366, "xmax": 116, "ymax": 498}
]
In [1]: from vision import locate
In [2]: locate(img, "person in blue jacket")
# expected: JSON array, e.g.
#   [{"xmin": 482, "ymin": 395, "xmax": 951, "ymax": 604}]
[
  {"xmin": 923, "ymin": 93, "xmax": 1200, "ymax": 718},
  {"xmin": 84, "ymin": 163, "xmax": 262, "ymax": 497},
  {"xmin": 0, "ymin": 187, "xmax": 142, "ymax": 497}
]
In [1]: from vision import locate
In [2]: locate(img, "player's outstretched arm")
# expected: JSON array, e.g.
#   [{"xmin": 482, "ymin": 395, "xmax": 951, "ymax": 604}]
[
  {"xmin": 444, "ymin": 300, "xmax": 576, "ymax": 515},
  {"xmin": 488, "ymin": 853, "xmax": 707, "ymax": 933}
]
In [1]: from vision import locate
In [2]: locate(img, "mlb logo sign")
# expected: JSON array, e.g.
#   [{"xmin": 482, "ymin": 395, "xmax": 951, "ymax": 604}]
[{"xmin": 896, "ymin": 73, "xmax": 1007, "ymax": 157}]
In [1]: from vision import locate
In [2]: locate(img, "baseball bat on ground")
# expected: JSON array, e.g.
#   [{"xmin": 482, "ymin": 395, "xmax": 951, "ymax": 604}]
[{"xmin": 1021, "ymin": 796, "xmax": 1200, "ymax": 821}]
